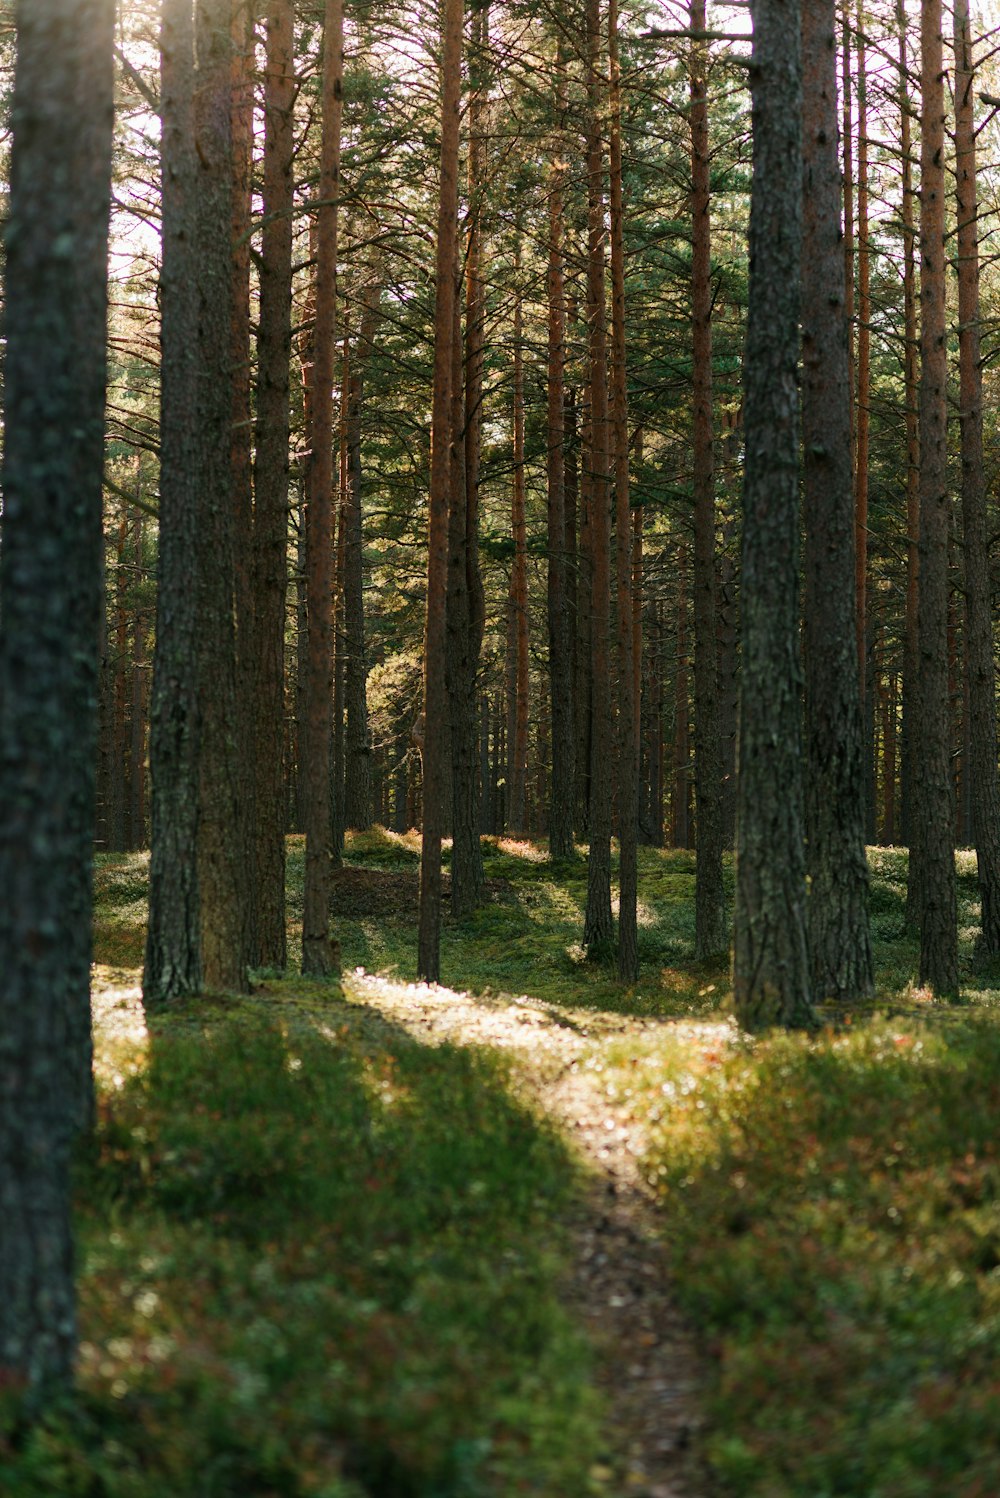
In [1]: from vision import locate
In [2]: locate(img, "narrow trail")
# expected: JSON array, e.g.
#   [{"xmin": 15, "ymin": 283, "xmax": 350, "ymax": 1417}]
[{"xmin": 345, "ymin": 971, "xmax": 716, "ymax": 1498}]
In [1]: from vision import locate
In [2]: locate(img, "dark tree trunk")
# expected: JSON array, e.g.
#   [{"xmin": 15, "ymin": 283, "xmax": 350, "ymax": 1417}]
[
  {"xmin": 954, "ymin": 0, "xmax": 1000, "ymax": 959},
  {"xmin": 507, "ymin": 229, "xmax": 530, "ymax": 838},
  {"xmin": 129, "ymin": 510, "xmax": 147, "ymax": 848},
  {"xmin": 913, "ymin": 0, "xmax": 958, "ymax": 995},
  {"xmin": 672, "ymin": 546, "xmax": 690, "ymax": 850},
  {"xmin": 800, "ymin": 0, "xmax": 874, "ymax": 1004},
  {"xmin": 583, "ymin": 0, "xmax": 613, "ymax": 954},
  {"xmin": 0, "ymin": 0, "xmax": 114, "ymax": 1400},
  {"xmin": 301, "ymin": 0, "xmax": 343, "ymax": 978},
  {"xmin": 898, "ymin": 0, "xmax": 920, "ymax": 857},
  {"xmin": 344, "ymin": 288, "xmax": 379, "ymax": 833},
  {"xmin": 733, "ymin": 0, "xmax": 814, "ymax": 1030},
  {"xmin": 689, "ymin": 0, "xmax": 726, "ymax": 957},
  {"xmin": 610, "ymin": 0, "xmax": 637, "ymax": 981},
  {"xmin": 252, "ymin": 0, "xmax": 295, "ymax": 969},
  {"xmin": 194, "ymin": 0, "xmax": 249, "ymax": 994},
  {"xmin": 230, "ymin": 0, "xmax": 255, "ymax": 962},
  {"xmin": 417, "ymin": 0, "xmax": 463, "ymax": 981},
  {"xmin": 146, "ymin": 0, "xmax": 203, "ymax": 1004},
  {"xmin": 546, "ymin": 43, "xmax": 574, "ymax": 861}
]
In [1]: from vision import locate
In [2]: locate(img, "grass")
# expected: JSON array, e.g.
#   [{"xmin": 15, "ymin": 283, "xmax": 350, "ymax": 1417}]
[{"xmin": 11, "ymin": 831, "xmax": 1000, "ymax": 1495}]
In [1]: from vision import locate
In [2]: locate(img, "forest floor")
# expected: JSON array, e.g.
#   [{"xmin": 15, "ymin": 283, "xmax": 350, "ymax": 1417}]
[{"xmin": 6, "ymin": 833, "xmax": 1000, "ymax": 1497}]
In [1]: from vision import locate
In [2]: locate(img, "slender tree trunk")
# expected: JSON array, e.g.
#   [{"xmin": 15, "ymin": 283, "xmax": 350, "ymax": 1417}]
[
  {"xmin": 109, "ymin": 512, "xmax": 129, "ymax": 851},
  {"xmin": 129, "ymin": 510, "xmax": 147, "ymax": 848},
  {"xmin": 301, "ymin": 0, "xmax": 343, "ymax": 977},
  {"xmin": 854, "ymin": 6, "xmax": 870, "ymax": 685},
  {"xmin": 507, "ymin": 227, "xmax": 530, "ymax": 837},
  {"xmin": 801, "ymin": 0, "xmax": 874, "ymax": 1003},
  {"xmin": 609, "ymin": 0, "xmax": 637, "ymax": 979},
  {"xmin": 898, "ymin": 0, "xmax": 920, "ymax": 873},
  {"xmin": 913, "ymin": 0, "xmax": 958, "ymax": 995},
  {"xmin": 0, "ymin": 0, "xmax": 114, "ymax": 1400},
  {"xmin": 672, "ymin": 546, "xmax": 691, "ymax": 850},
  {"xmin": 583, "ymin": 0, "xmax": 614, "ymax": 954},
  {"xmin": 344, "ymin": 288, "xmax": 379, "ymax": 832},
  {"xmin": 689, "ymin": 0, "xmax": 726, "ymax": 956},
  {"xmin": 252, "ymin": 0, "xmax": 295, "ymax": 969},
  {"xmin": 417, "ymin": 0, "xmax": 463, "ymax": 981},
  {"xmin": 146, "ymin": 0, "xmax": 203, "ymax": 1004},
  {"xmin": 194, "ymin": 0, "xmax": 249, "ymax": 994},
  {"xmin": 734, "ymin": 0, "xmax": 814, "ymax": 1030},
  {"xmin": 954, "ymin": 0, "xmax": 1000, "ymax": 958},
  {"xmin": 546, "ymin": 43, "xmax": 575, "ymax": 860}
]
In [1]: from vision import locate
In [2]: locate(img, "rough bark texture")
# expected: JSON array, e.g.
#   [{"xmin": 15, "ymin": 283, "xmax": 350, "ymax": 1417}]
[
  {"xmin": 145, "ymin": 0, "xmax": 203, "ymax": 1004},
  {"xmin": 252, "ymin": 0, "xmax": 295, "ymax": 970},
  {"xmin": 546, "ymin": 45, "xmax": 575, "ymax": 862},
  {"xmin": 609, "ymin": 0, "xmax": 637, "ymax": 982},
  {"xmin": 914, "ymin": 0, "xmax": 958, "ymax": 996},
  {"xmin": 194, "ymin": 0, "xmax": 249, "ymax": 994},
  {"xmin": 583, "ymin": 0, "xmax": 614, "ymax": 954},
  {"xmin": 801, "ymin": 0, "xmax": 874, "ymax": 1004},
  {"xmin": 507, "ymin": 231, "xmax": 530, "ymax": 838},
  {"xmin": 898, "ymin": 0, "xmax": 920, "ymax": 864},
  {"xmin": 417, "ymin": 0, "xmax": 463, "ymax": 981},
  {"xmin": 230, "ymin": 0, "xmax": 256, "ymax": 963},
  {"xmin": 301, "ymin": 0, "xmax": 343, "ymax": 978},
  {"xmin": 954, "ymin": 0, "xmax": 1000, "ymax": 960},
  {"xmin": 0, "ymin": 0, "xmax": 114, "ymax": 1399},
  {"xmin": 343, "ymin": 289, "xmax": 378, "ymax": 833},
  {"xmin": 733, "ymin": 0, "xmax": 815, "ymax": 1031},
  {"xmin": 689, "ymin": 0, "xmax": 726, "ymax": 959}
]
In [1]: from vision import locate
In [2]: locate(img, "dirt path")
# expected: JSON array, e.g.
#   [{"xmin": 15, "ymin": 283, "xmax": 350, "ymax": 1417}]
[{"xmin": 344, "ymin": 970, "xmax": 716, "ymax": 1498}]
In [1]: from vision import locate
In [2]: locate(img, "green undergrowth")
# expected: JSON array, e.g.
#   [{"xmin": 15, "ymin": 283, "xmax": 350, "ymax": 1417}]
[
  {"xmin": 5, "ymin": 999, "xmax": 602, "ymax": 1497},
  {"xmin": 602, "ymin": 1014, "xmax": 1000, "ymax": 1496},
  {"xmin": 77, "ymin": 833, "xmax": 1000, "ymax": 1495}
]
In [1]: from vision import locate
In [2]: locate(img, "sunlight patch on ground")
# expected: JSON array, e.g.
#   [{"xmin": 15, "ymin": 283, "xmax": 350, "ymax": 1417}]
[{"xmin": 91, "ymin": 972, "xmax": 149, "ymax": 1087}]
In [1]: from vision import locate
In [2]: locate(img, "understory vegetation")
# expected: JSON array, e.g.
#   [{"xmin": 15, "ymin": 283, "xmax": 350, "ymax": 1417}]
[{"xmin": 5, "ymin": 834, "xmax": 999, "ymax": 1496}]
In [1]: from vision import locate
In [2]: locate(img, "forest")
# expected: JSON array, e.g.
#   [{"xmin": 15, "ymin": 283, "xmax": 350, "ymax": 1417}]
[{"xmin": 2, "ymin": 0, "xmax": 1000, "ymax": 1493}]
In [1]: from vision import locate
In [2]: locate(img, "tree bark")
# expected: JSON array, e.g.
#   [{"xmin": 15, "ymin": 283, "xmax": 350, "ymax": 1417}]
[
  {"xmin": 194, "ymin": 0, "xmax": 249, "ymax": 994},
  {"xmin": 913, "ymin": 0, "xmax": 958, "ymax": 995},
  {"xmin": 0, "ymin": 0, "xmax": 114, "ymax": 1400},
  {"xmin": 609, "ymin": 0, "xmax": 637, "ymax": 980},
  {"xmin": 507, "ymin": 227, "xmax": 530, "ymax": 837},
  {"xmin": 733, "ymin": 0, "xmax": 814, "ymax": 1030},
  {"xmin": 343, "ymin": 287, "xmax": 379, "ymax": 833},
  {"xmin": 301, "ymin": 0, "xmax": 343, "ymax": 978},
  {"xmin": 583, "ymin": 0, "xmax": 614, "ymax": 955},
  {"xmin": 689, "ymin": 0, "xmax": 726, "ymax": 958},
  {"xmin": 801, "ymin": 0, "xmax": 874, "ymax": 1004},
  {"xmin": 146, "ymin": 0, "xmax": 203, "ymax": 1004},
  {"xmin": 954, "ymin": 0, "xmax": 1000, "ymax": 959},
  {"xmin": 417, "ymin": 0, "xmax": 463, "ymax": 981},
  {"xmin": 252, "ymin": 0, "xmax": 295, "ymax": 969},
  {"xmin": 546, "ymin": 41, "xmax": 575, "ymax": 861}
]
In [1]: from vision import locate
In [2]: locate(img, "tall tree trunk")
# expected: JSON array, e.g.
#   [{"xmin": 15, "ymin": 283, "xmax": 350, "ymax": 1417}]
[
  {"xmin": 129, "ymin": 510, "xmax": 147, "ymax": 848},
  {"xmin": 733, "ymin": 0, "xmax": 814, "ymax": 1030},
  {"xmin": 583, "ymin": 0, "xmax": 614, "ymax": 954},
  {"xmin": 452, "ymin": 0, "xmax": 488, "ymax": 902},
  {"xmin": 252, "ymin": 0, "xmax": 295, "ymax": 969},
  {"xmin": 507, "ymin": 227, "xmax": 530, "ymax": 837},
  {"xmin": 954, "ymin": 0, "xmax": 1000, "ymax": 958},
  {"xmin": 898, "ymin": 0, "xmax": 920, "ymax": 865},
  {"xmin": 146, "ymin": 0, "xmax": 203, "ymax": 1004},
  {"xmin": 801, "ymin": 0, "xmax": 874, "ymax": 1003},
  {"xmin": 913, "ymin": 0, "xmax": 958, "ymax": 995},
  {"xmin": 672, "ymin": 545, "xmax": 691, "ymax": 849},
  {"xmin": 344, "ymin": 287, "xmax": 379, "ymax": 832},
  {"xmin": 230, "ymin": 0, "xmax": 256, "ymax": 964},
  {"xmin": 855, "ymin": 8, "xmax": 877, "ymax": 838},
  {"xmin": 417, "ymin": 0, "xmax": 463, "ymax": 981},
  {"xmin": 109, "ymin": 512, "xmax": 129, "ymax": 851},
  {"xmin": 546, "ymin": 41, "xmax": 575, "ymax": 860},
  {"xmin": 301, "ymin": 0, "xmax": 343, "ymax": 977},
  {"xmin": 689, "ymin": 0, "xmax": 726, "ymax": 957},
  {"xmin": 609, "ymin": 0, "xmax": 637, "ymax": 980},
  {"xmin": 194, "ymin": 0, "xmax": 249, "ymax": 994},
  {"xmin": 0, "ymin": 0, "xmax": 114, "ymax": 1399}
]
